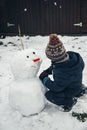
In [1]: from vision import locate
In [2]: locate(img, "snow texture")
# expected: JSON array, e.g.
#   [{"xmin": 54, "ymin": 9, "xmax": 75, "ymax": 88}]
[
  {"xmin": 9, "ymin": 48, "xmax": 46, "ymax": 116},
  {"xmin": 0, "ymin": 35, "xmax": 87, "ymax": 130},
  {"xmin": 10, "ymin": 48, "xmax": 42, "ymax": 80}
]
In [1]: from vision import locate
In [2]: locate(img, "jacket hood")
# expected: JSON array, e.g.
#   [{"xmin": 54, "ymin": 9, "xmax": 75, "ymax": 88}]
[{"xmin": 52, "ymin": 51, "xmax": 84, "ymax": 71}]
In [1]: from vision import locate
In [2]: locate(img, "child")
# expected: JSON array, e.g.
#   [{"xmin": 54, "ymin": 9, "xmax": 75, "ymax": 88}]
[{"xmin": 39, "ymin": 34, "xmax": 85, "ymax": 111}]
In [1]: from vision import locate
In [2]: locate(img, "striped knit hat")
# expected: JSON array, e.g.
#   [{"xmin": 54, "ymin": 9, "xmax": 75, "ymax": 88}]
[{"xmin": 45, "ymin": 34, "xmax": 66, "ymax": 62}]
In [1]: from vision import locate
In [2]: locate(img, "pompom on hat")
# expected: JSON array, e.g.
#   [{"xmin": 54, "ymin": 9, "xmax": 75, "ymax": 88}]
[{"xmin": 45, "ymin": 34, "xmax": 67, "ymax": 62}]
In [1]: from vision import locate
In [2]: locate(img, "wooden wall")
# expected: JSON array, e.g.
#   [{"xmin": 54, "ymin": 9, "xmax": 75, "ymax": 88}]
[{"xmin": 0, "ymin": 0, "xmax": 87, "ymax": 35}]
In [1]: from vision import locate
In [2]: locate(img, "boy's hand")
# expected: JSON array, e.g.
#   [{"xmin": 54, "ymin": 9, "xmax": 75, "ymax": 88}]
[
  {"xmin": 39, "ymin": 71, "xmax": 48, "ymax": 81},
  {"xmin": 44, "ymin": 66, "xmax": 52, "ymax": 75}
]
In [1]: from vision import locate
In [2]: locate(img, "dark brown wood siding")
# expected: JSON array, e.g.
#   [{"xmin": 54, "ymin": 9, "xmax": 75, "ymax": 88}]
[
  {"xmin": 0, "ymin": 0, "xmax": 87, "ymax": 35},
  {"xmin": 0, "ymin": 0, "xmax": 7, "ymax": 34}
]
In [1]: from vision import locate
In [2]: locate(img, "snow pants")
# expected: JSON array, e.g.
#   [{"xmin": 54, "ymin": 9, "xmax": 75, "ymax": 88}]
[{"xmin": 45, "ymin": 90, "xmax": 76, "ymax": 108}]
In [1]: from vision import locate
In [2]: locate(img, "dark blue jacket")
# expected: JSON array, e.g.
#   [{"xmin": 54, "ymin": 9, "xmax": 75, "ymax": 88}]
[{"xmin": 43, "ymin": 51, "xmax": 84, "ymax": 98}]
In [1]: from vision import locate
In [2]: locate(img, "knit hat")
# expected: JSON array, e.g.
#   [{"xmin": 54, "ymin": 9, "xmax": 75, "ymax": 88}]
[{"xmin": 45, "ymin": 34, "xmax": 67, "ymax": 62}]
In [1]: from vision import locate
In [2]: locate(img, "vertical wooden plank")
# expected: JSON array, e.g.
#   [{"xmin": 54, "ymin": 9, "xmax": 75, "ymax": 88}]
[
  {"xmin": 80, "ymin": 0, "xmax": 87, "ymax": 33},
  {"xmin": 0, "ymin": 0, "xmax": 7, "ymax": 35},
  {"xmin": 59, "ymin": 0, "xmax": 80, "ymax": 34},
  {"xmin": 27, "ymin": 0, "xmax": 34, "ymax": 35},
  {"xmin": 39, "ymin": 0, "xmax": 49, "ymax": 35}
]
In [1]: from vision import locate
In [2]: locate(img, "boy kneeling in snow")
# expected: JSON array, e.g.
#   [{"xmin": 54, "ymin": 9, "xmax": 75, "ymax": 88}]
[{"xmin": 39, "ymin": 34, "xmax": 85, "ymax": 112}]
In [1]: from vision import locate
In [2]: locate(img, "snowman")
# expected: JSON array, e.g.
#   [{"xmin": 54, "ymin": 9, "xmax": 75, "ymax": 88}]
[{"xmin": 9, "ymin": 48, "xmax": 46, "ymax": 116}]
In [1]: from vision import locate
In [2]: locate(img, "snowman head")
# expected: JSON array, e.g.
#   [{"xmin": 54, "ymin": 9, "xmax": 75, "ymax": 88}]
[{"xmin": 11, "ymin": 48, "xmax": 42, "ymax": 80}]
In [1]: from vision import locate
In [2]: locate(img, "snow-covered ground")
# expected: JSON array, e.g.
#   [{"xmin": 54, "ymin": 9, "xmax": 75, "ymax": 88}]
[{"xmin": 0, "ymin": 35, "xmax": 87, "ymax": 130}]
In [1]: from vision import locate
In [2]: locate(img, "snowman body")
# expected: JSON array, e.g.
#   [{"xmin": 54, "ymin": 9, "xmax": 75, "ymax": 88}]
[{"xmin": 9, "ymin": 48, "xmax": 46, "ymax": 116}]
